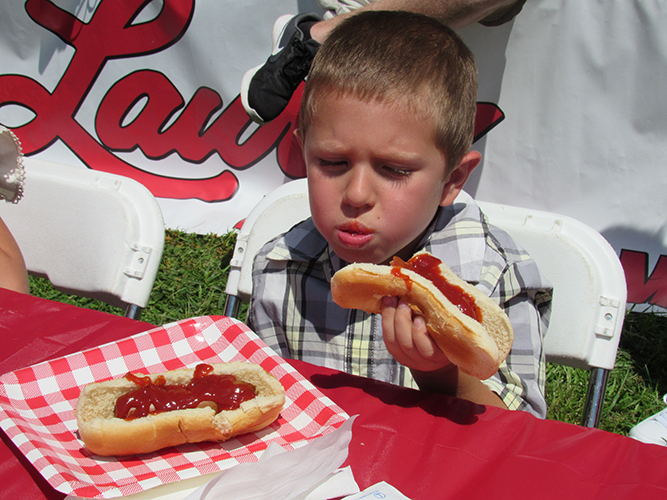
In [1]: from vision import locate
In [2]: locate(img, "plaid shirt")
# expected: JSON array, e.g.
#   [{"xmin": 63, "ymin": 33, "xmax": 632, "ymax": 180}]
[{"xmin": 248, "ymin": 192, "xmax": 552, "ymax": 417}]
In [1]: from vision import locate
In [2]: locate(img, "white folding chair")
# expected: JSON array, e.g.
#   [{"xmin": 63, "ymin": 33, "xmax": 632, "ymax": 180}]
[
  {"xmin": 476, "ymin": 200, "xmax": 627, "ymax": 427},
  {"xmin": 0, "ymin": 158, "xmax": 165, "ymax": 320},
  {"xmin": 224, "ymin": 179, "xmax": 311, "ymax": 319},
  {"xmin": 224, "ymin": 179, "xmax": 627, "ymax": 427}
]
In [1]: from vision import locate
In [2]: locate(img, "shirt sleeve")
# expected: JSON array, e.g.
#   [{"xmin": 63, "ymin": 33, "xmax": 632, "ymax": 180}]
[{"xmin": 481, "ymin": 256, "xmax": 551, "ymax": 418}]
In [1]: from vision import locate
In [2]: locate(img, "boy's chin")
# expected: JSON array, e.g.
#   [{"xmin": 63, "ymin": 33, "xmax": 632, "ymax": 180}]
[
  {"xmin": 341, "ymin": 245, "xmax": 418, "ymax": 266},
  {"xmin": 332, "ymin": 246, "xmax": 397, "ymax": 266},
  {"xmin": 333, "ymin": 248, "xmax": 377, "ymax": 265}
]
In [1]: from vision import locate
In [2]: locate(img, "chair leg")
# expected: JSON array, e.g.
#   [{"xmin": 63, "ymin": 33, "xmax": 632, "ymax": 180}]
[
  {"xmin": 125, "ymin": 304, "xmax": 143, "ymax": 321},
  {"xmin": 224, "ymin": 294, "xmax": 241, "ymax": 319},
  {"xmin": 582, "ymin": 367, "xmax": 610, "ymax": 428}
]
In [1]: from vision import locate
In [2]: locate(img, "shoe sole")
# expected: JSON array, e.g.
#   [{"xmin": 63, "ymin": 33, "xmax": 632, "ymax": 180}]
[
  {"xmin": 240, "ymin": 66, "xmax": 265, "ymax": 124},
  {"xmin": 629, "ymin": 406, "xmax": 667, "ymax": 446},
  {"xmin": 240, "ymin": 14, "xmax": 294, "ymax": 125}
]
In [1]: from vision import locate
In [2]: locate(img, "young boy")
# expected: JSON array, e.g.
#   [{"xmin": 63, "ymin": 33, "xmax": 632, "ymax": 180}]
[{"xmin": 248, "ymin": 11, "xmax": 552, "ymax": 417}]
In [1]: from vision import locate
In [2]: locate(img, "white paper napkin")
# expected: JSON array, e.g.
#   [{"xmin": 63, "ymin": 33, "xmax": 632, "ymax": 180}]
[
  {"xmin": 64, "ymin": 416, "xmax": 358, "ymax": 500},
  {"xmin": 183, "ymin": 415, "xmax": 359, "ymax": 500},
  {"xmin": 342, "ymin": 481, "xmax": 412, "ymax": 500}
]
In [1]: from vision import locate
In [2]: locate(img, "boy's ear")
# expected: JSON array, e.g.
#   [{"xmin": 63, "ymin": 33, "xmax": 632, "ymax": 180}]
[
  {"xmin": 439, "ymin": 150, "xmax": 482, "ymax": 207},
  {"xmin": 294, "ymin": 128, "xmax": 303, "ymax": 149}
]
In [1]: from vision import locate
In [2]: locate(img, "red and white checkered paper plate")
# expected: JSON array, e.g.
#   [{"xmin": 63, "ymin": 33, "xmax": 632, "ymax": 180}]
[{"xmin": 0, "ymin": 316, "xmax": 349, "ymax": 498}]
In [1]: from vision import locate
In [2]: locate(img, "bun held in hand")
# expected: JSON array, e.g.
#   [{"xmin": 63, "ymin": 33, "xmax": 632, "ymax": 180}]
[
  {"xmin": 76, "ymin": 362, "xmax": 285, "ymax": 456},
  {"xmin": 330, "ymin": 251, "xmax": 514, "ymax": 379}
]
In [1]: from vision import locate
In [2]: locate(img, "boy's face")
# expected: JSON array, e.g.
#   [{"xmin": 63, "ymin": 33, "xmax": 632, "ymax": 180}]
[{"xmin": 299, "ymin": 92, "xmax": 479, "ymax": 265}]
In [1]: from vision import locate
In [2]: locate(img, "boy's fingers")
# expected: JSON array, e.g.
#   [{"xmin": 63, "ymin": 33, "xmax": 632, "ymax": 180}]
[
  {"xmin": 394, "ymin": 299, "xmax": 416, "ymax": 351},
  {"xmin": 382, "ymin": 296, "xmax": 399, "ymax": 308},
  {"xmin": 381, "ymin": 297, "xmax": 413, "ymax": 362},
  {"xmin": 412, "ymin": 316, "xmax": 434, "ymax": 357},
  {"xmin": 381, "ymin": 296, "xmax": 399, "ymax": 345},
  {"xmin": 382, "ymin": 297, "xmax": 449, "ymax": 370},
  {"xmin": 412, "ymin": 316, "xmax": 448, "ymax": 363},
  {"xmin": 394, "ymin": 298, "xmax": 430, "ymax": 354}
]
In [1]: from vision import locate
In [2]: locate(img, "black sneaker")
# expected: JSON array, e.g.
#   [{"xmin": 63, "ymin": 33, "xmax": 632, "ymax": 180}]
[
  {"xmin": 479, "ymin": 0, "xmax": 526, "ymax": 26},
  {"xmin": 241, "ymin": 13, "xmax": 321, "ymax": 124}
]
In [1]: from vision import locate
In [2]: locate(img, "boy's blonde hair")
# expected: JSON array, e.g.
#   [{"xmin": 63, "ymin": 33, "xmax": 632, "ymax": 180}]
[{"xmin": 299, "ymin": 10, "xmax": 478, "ymax": 173}]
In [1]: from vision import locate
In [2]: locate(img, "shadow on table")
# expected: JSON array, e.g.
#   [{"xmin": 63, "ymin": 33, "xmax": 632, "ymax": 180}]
[{"xmin": 310, "ymin": 371, "xmax": 486, "ymax": 426}]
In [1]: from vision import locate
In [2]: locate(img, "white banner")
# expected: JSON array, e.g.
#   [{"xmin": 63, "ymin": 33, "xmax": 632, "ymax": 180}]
[
  {"xmin": 1, "ymin": 0, "xmax": 666, "ymax": 308},
  {"xmin": 460, "ymin": 0, "xmax": 667, "ymax": 309}
]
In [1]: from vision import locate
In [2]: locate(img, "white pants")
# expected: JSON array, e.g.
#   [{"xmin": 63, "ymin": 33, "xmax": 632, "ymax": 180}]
[{"xmin": 317, "ymin": 0, "xmax": 374, "ymax": 19}]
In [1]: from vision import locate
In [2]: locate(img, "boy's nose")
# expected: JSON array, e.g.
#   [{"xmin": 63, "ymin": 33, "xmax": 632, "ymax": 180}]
[{"xmin": 342, "ymin": 167, "xmax": 375, "ymax": 209}]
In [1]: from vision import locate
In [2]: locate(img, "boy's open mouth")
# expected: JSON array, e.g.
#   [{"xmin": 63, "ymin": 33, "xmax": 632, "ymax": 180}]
[{"xmin": 336, "ymin": 221, "xmax": 375, "ymax": 248}]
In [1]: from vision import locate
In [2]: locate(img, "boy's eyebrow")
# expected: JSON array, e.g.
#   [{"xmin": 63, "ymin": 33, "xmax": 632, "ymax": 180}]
[
  {"xmin": 380, "ymin": 149, "xmax": 430, "ymax": 165},
  {"xmin": 312, "ymin": 141, "xmax": 430, "ymax": 165}
]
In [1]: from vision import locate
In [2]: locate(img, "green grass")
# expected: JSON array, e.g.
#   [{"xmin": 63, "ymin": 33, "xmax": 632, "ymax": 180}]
[
  {"xmin": 29, "ymin": 229, "xmax": 667, "ymax": 436},
  {"xmin": 545, "ymin": 314, "xmax": 667, "ymax": 433}
]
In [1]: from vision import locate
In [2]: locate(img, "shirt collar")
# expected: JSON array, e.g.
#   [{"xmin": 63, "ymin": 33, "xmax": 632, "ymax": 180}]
[
  {"xmin": 265, "ymin": 218, "xmax": 341, "ymax": 282},
  {"xmin": 265, "ymin": 218, "xmax": 328, "ymax": 262},
  {"xmin": 421, "ymin": 191, "xmax": 488, "ymax": 284}
]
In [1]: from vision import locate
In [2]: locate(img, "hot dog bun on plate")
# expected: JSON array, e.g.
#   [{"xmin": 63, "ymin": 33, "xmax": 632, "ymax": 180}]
[{"xmin": 76, "ymin": 362, "xmax": 285, "ymax": 456}]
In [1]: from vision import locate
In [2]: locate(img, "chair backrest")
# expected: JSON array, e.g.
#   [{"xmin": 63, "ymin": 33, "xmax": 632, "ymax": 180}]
[
  {"xmin": 224, "ymin": 180, "xmax": 627, "ymax": 425},
  {"xmin": 476, "ymin": 201, "xmax": 627, "ymax": 372},
  {"xmin": 225, "ymin": 179, "xmax": 311, "ymax": 306},
  {"xmin": 0, "ymin": 158, "xmax": 165, "ymax": 319}
]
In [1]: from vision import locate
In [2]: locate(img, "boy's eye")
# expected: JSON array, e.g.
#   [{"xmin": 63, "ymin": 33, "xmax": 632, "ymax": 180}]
[
  {"xmin": 382, "ymin": 165, "xmax": 412, "ymax": 179},
  {"xmin": 318, "ymin": 158, "xmax": 348, "ymax": 169}
]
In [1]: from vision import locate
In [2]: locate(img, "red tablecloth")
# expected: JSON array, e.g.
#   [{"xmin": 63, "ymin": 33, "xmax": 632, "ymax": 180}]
[{"xmin": 1, "ymin": 288, "xmax": 666, "ymax": 500}]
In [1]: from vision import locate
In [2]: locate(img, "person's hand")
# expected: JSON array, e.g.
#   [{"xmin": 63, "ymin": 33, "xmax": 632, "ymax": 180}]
[
  {"xmin": 382, "ymin": 296, "xmax": 506, "ymax": 407},
  {"xmin": 381, "ymin": 296, "xmax": 451, "ymax": 372}
]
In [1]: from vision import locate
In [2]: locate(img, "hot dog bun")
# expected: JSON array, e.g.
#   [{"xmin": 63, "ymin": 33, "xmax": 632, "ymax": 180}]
[
  {"xmin": 76, "ymin": 362, "xmax": 285, "ymax": 456},
  {"xmin": 330, "ymin": 250, "xmax": 513, "ymax": 379}
]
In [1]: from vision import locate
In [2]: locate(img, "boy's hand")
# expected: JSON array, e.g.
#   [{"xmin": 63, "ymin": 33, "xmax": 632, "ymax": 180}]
[
  {"xmin": 381, "ymin": 296, "xmax": 507, "ymax": 409},
  {"xmin": 381, "ymin": 296, "xmax": 451, "ymax": 372}
]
